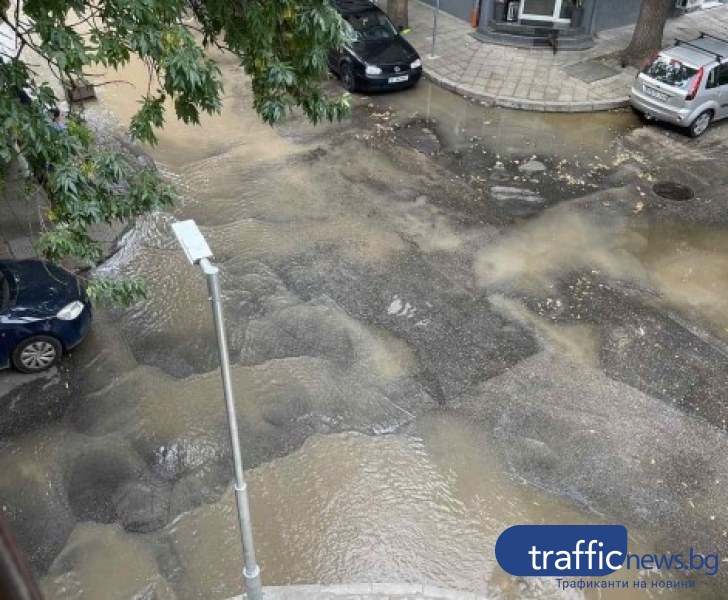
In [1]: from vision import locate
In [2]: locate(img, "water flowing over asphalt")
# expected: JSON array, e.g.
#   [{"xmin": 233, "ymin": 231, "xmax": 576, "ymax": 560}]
[{"xmin": 2, "ymin": 49, "xmax": 728, "ymax": 600}]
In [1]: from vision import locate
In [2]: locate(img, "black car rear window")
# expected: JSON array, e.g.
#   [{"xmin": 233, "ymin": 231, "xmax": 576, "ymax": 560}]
[
  {"xmin": 346, "ymin": 10, "xmax": 397, "ymax": 41},
  {"xmin": 643, "ymin": 55, "xmax": 700, "ymax": 90}
]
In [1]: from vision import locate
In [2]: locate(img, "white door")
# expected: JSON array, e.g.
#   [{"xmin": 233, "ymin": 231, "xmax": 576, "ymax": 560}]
[{"xmin": 518, "ymin": 0, "xmax": 571, "ymax": 23}]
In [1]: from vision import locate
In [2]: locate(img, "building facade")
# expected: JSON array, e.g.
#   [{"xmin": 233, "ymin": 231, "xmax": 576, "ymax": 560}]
[
  {"xmin": 416, "ymin": 0, "xmax": 720, "ymax": 50},
  {"xmin": 480, "ymin": 0, "xmax": 643, "ymax": 33}
]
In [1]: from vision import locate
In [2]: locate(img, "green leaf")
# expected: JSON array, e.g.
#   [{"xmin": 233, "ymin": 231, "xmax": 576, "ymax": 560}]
[{"xmin": 87, "ymin": 276, "xmax": 149, "ymax": 307}]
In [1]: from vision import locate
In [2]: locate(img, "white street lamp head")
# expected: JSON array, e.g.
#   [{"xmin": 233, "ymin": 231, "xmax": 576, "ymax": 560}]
[{"xmin": 171, "ymin": 219, "xmax": 213, "ymax": 264}]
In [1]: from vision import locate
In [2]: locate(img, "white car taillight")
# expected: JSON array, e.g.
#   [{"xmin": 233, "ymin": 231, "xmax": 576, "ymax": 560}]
[
  {"xmin": 57, "ymin": 300, "xmax": 84, "ymax": 320},
  {"xmin": 685, "ymin": 66, "xmax": 704, "ymax": 101}
]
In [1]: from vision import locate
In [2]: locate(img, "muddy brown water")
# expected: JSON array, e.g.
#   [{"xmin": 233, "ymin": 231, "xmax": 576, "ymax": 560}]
[
  {"xmin": 36, "ymin": 416, "xmax": 703, "ymax": 600},
  {"xmin": 2, "ymin": 52, "xmax": 726, "ymax": 600}
]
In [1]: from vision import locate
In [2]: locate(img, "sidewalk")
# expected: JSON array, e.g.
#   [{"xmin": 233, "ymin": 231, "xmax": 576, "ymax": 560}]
[{"xmin": 407, "ymin": 1, "xmax": 728, "ymax": 112}]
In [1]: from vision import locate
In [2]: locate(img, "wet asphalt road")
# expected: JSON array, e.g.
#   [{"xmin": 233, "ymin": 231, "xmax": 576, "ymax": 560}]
[{"xmin": 1, "ymin": 72, "xmax": 728, "ymax": 599}]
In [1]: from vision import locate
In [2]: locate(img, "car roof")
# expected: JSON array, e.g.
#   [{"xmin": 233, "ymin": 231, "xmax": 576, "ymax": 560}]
[
  {"xmin": 332, "ymin": 0, "xmax": 379, "ymax": 15},
  {"xmin": 663, "ymin": 36, "xmax": 728, "ymax": 68}
]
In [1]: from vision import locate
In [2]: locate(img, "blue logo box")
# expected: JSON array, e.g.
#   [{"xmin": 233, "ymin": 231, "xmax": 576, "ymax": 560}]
[{"xmin": 495, "ymin": 525, "xmax": 628, "ymax": 577}]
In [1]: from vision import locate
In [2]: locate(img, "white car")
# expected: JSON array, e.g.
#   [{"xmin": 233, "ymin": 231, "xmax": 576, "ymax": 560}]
[{"xmin": 629, "ymin": 33, "xmax": 728, "ymax": 137}]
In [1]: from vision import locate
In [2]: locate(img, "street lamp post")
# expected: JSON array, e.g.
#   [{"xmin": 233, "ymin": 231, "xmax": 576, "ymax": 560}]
[
  {"xmin": 430, "ymin": 0, "xmax": 440, "ymax": 59},
  {"xmin": 171, "ymin": 219, "xmax": 264, "ymax": 600}
]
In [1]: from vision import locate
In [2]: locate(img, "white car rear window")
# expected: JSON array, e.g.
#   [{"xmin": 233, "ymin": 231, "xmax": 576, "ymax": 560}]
[{"xmin": 643, "ymin": 55, "xmax": 699, "ymax": 90}]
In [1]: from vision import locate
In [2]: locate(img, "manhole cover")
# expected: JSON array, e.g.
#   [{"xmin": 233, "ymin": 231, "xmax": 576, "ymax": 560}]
[{"xmin": 652, "ymin": 181, "xmax": 694, "ymax": 201}]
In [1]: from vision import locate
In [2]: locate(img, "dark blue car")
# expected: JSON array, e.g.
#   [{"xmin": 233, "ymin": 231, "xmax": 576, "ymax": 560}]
[{"xmin": 0, "ymin": 260, "xmax": 92, "ymax": 373}]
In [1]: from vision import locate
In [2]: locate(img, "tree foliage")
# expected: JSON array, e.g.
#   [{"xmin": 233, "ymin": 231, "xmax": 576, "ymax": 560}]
[{"xmin": 1, "ymin": 0, "xmax": 352, "ymax": 304}]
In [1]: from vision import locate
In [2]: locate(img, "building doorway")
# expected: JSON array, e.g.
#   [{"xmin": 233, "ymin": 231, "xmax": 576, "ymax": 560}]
[{"xmin": 518, "ymin": 0, "xmax": 575, "ymax": 23}]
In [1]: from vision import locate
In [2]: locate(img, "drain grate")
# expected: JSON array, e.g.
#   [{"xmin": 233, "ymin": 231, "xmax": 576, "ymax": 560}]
[
  {"xmin": 652, "ymin": 181, "xmax": 694, "ymax": 201},
  {"xmin": 565, "ymin": 60, "xmax": 620, "ymax": 84}
]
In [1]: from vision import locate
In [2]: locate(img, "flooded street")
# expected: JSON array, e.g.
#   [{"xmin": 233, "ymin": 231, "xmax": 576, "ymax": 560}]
[{"xmin": 2, "ymin": 49, "xmax": 728, "ymax": 600}]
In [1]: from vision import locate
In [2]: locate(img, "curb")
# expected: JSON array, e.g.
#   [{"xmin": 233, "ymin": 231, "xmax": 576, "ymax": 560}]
[{"xmin": 423, "ymin": 70, "xmax": 630, "ymax": 113}]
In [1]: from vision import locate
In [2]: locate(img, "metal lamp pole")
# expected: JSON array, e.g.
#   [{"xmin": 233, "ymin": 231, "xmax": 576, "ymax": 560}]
[
  {"xmin": 430, "ymin": 0, "xmax": 440, "ymax": 58},
  {"xmin": 171, "ymin": 220, "xmax": 263, "ymax": 600}
]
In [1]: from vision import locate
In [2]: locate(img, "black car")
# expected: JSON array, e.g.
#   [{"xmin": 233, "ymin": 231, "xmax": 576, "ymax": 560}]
[
  {"xmin": 329, "ymin": 0, "xmax": 422, "ymax": 92},
  {"xmin": 0, "ymin": 260, "xmax": 92, "ymax": 373}
]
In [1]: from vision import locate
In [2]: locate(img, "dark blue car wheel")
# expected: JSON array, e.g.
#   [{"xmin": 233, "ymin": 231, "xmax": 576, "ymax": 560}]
[{"xmin": 12, "ymin": 335, "xmax": 62, "ymax": 373}]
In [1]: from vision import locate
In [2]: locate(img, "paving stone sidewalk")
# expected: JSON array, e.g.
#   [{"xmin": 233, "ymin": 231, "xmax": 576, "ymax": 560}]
[{"xmin": 407, "ymin": 1, "xmax": 728, "ymax": 112}]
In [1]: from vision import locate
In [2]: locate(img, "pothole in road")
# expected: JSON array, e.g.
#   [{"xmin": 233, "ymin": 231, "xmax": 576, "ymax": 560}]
[
  {"xmin": 396, "ymin": 119, "xmax": 441, "ymax": 156},
  {"xmin": 652, "ymin": 181, "xmax": 694, "ymax": 201}
]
